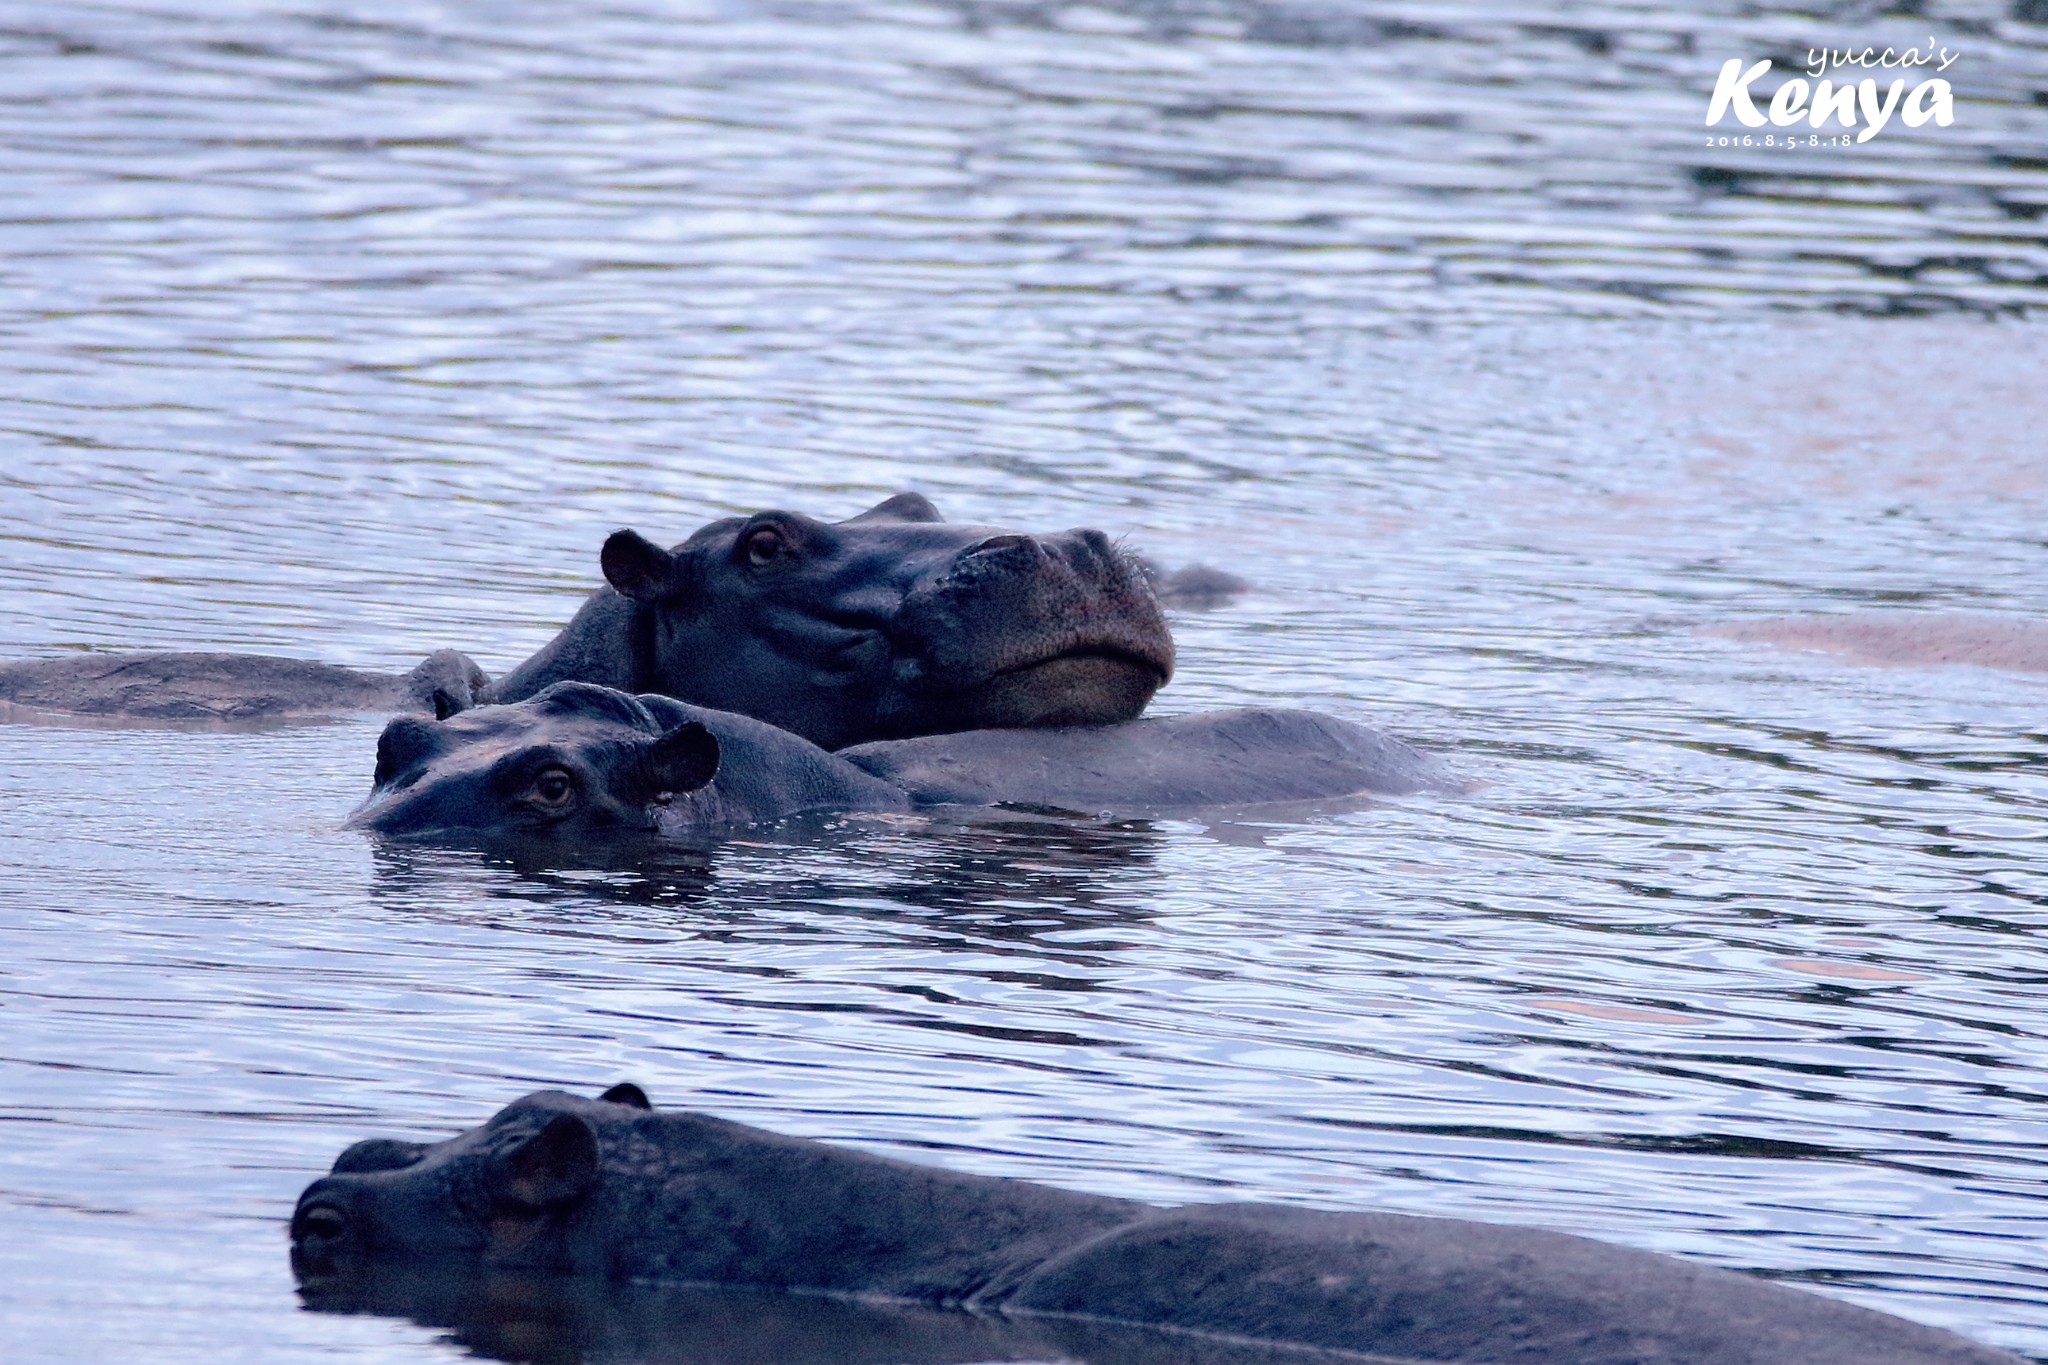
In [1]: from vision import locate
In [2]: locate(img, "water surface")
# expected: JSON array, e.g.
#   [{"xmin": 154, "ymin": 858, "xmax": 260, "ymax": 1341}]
[{"xmin": 1, "ymin": 2, "xmax": 2046, "ymax": 1361}]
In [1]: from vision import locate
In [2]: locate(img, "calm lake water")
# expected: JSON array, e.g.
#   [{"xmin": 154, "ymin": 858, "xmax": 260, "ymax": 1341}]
[{"xmin": 2, "ymin": 1, "xmax": 2046, "ymax": 1361}]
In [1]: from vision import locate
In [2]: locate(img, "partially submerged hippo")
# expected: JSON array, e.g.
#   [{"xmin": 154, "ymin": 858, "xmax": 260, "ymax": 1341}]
[
  {"xmin": 352, "ymin": 682, "xmax": 907, "ymax": 842},
  {"xmin": 291, "ymin": 1086, "xmax": 2020, "ymax": 1365},
  {"xmin": 481, "ymin": 492, "xmax": 1178, "ymax": 749},
  {"xmin": 347, "ymin": 681, "xmax": 1451, "ymax": 842},
  {"xmin": 0, "ymin": 495, "xmax": 1221, "ymax": 738},
  {"xmin": 0, "ymin": 648, "xmax": 485, "ymax": 726}
]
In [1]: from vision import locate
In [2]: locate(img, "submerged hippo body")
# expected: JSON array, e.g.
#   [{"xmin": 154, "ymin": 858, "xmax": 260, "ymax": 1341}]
[
  {"xmin": 0, "ymin": 648, "xmax": 485, "ymax": 725},
  {"xmin": 292, "ymin": 1087, "xmax": 2020, "ymax": 1365},
  {"xmin": 483, "ymin": 493, "xmax": 1176, "ymax": 749},
  {"xmin": 347, "ymin": 682, "xmax": 1451, "ymax": 843}
]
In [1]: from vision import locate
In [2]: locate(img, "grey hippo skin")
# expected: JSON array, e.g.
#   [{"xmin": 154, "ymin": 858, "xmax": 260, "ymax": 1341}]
[
  {"xmin": 291, "ymin": 1087, "xmax": 2022, "ymax": 1365},
  {"xmin": 483, "ymin": 492, "xmax": 1177, "ymax": 749},
  {"xmin": 346, "ymin": 682, "xmax": 1452, "ymax": 842},
  {"xmin": 840, "ymin": 707, "xmax": 1449, "ymax": 810},
  {"xmin": 0, "ymin": 647, "xmax": 485, "ymax": 724}
]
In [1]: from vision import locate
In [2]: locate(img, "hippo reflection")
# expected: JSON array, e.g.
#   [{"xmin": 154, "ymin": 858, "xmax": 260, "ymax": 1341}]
[
  {"xmin": 348, "ymin": 681, "xmax": 1452, "ymax": 842},
  {"xmin": 300, "ymin": 1268, "xmax": 1368, "ymax": 1365},
  {"xmin": 292, "ymin": 1087, "xmax": 2021, "ymax": 1365}
]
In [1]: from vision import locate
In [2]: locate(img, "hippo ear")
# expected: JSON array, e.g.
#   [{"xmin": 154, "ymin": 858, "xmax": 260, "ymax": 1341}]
[
  {"xmin": 402, "ymin": 649, "xmax": 487, "ymax": 719},
  {"xmin": 597, "ymin": 1082, "xmax": 651, "ymax": 1109},
  {"xmin": 601, "ymin": 529, "xmax": 683, "ymax": 602},
  {"xmin": 842, "ymin": 492, "xmax": 942, "ymax": 525},
  {"xmin": 494, "ymin": 1113, "xmax": 600, "ymax": 1211},
  {"xmin": 1145, "ymin": 561, "xmax": 1252, "ymax": 611},
  {"xmin": 636, "ymin": 694, "xmax": 694, "ymax": 730},
  {"xmin": 627, "ymin": 721, "xmax": 720, "ymax": 801},
  {"xmin": 374, "ymin": 716, "xmax": 446, "ymax": 789}
]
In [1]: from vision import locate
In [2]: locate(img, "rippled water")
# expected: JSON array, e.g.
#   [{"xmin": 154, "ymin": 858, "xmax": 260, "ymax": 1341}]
[{"xmin": 2, "ymin": 1, "xmax": 2046, "ymax": 1361}]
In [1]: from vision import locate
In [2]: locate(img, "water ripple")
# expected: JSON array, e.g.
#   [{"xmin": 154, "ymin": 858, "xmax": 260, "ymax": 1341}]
[{"xmin": 1, "ymin": 1, "xmax": 2046, "ymax": 1361}]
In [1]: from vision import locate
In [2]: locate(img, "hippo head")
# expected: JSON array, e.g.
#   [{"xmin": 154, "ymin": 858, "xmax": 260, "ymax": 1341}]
[
  {"xmin": 292, "ymin": 1086, "xmax": 648, "ymax": 1283},
  {"xmin": 597, "ymin": 493, "xmax": 1174, "ymax": 750},
  {"xmin": 350, "ymin": 682, "xmax": 720, "ymax": 843}
]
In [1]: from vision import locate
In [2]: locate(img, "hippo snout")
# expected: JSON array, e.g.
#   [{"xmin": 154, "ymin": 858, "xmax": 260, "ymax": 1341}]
[
  {"xmin": 884, "ymin": 526, "xmax": 1174, "ymax": 738},
  {"xmin": 290, "ymin": 1180, "xmax": 363, "ymax": 1278}
]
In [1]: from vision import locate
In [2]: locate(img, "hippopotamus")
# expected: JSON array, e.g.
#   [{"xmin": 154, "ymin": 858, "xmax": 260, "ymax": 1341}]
[
  {"xmin": 477, "ymin": 492, "xmax": 1178, "ymax": 749},
  {"xmin": 352, "ymin": 682, "xmax": 907, "ymax": 842},
  {"xmin": 347, "ymin": 681, "xmax": 1452, "ymax": 842},
  {"xmin": 0, "ymin": 495, "xmax": 1222, "ymax": 740},
  {"xmin": 0, "ymin": 648, "xmax": 486, "ymax": 725},
  {"xmin": 290, "ymin": 1086, "xmax": 2021, "ymax": 1365}
]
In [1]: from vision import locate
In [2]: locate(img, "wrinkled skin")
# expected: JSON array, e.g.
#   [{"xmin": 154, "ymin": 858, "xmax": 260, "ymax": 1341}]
[
  {"xmin": 292, "ymin": 1088, "xmax": 2020, "ymax": 1365},
  {"xmin": 348, "ymin": 682, "xmax": 1452, "ymax": 844},
  {"xmin": 349, "ymin": 682, "xmax": 909, "ymax": 845},
  {"xmin": 482, "ymin": 493, "xmax": 1177, "ymax": 750}
]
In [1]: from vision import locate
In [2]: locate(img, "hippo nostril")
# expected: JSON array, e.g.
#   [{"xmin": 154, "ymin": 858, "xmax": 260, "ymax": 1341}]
[
  {"xmin": 964, "ymin": 534, "xmax": 1036, "ymax": 558},
  {"xmin": 1077, "ymin": 529, "xmax": 1113, "ymax": 556},
  {"xmin": 296, "ymin": 1205, "xmax": 348, "ymax": 1243}
]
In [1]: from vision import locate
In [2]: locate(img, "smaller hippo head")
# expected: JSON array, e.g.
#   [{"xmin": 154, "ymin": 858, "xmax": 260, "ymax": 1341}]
[
  {"xmin": 350, "ymin": 682, "xmax": 720, "ymax": 843},
  {"xmin": 292, "ymin": 1085, "xmax": 650, "ymax": 1282}
]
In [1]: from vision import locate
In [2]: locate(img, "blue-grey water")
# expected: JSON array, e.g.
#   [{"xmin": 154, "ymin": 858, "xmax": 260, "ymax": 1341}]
[{"xmin": 1, "ymin": 1, "xmax": 2045, "ymax": 1361}]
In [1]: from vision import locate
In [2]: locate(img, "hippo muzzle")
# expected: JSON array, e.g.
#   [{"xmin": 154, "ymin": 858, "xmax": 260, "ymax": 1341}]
[{"xmin": 879, "ymin": 527, "xmax": 1174, "ymax": 737}]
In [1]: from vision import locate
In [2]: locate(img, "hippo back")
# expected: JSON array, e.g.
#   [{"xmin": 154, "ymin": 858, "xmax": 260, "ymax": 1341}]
[
  {"xmin": 1002, "ymin": 1202, "xmax": 2012, "ymax": 1365},
  {"xmin": 840, "ymin": 708, "xmax": 1457, "ymax": 812}
]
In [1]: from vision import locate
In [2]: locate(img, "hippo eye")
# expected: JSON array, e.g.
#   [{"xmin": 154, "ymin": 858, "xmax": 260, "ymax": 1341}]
[
  {"xmin": 741, "ymin": 527, "xmax": 784, "ymax": 567},
  {"xmin": 529, "ymin": 767, "xmax": 576, "ymax": 808}
]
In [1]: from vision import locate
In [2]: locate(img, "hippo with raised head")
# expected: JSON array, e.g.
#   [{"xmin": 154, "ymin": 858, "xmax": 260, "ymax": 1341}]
[
  {"xmin": 0, "ymin": 495, "xmax": 1209, "ymax": 739},
  {"xmin": 291, "ymin": 1086, "xmax": 2021, "ymax": 1365},
  {"xmin": 347, "ymin": 681, "xmax": 1451, "ymax": 843},
  {"xmin": 481, "ymin": 492, "xmax": 1178, "ymax": 750}
]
